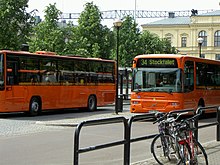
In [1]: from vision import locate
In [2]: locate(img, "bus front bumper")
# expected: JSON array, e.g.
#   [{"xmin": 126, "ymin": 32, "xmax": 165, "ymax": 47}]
[{"xmin": 130, "ymin": 99, "xmax": 182, "ymax": 113}]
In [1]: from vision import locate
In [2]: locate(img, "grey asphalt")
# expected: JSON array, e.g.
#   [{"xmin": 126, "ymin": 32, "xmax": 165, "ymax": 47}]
[{"xmin": 36, "ymin": 102, "xmax": 220, "ymax": 165}]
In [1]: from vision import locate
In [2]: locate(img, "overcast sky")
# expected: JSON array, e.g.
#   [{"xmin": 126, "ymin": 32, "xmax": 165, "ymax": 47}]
[{"xmin": 28, "ymin": 0, "xmax": 220, "ymax": 27}]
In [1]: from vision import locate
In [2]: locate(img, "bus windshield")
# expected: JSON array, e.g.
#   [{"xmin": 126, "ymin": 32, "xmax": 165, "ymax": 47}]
[
  {"xmin": 132, "ymin": 68, "xmax": 182, "ymax": 93},
  {"xmin": 0, "ymin": 54, "xmax": 4, "ymax": 87}
]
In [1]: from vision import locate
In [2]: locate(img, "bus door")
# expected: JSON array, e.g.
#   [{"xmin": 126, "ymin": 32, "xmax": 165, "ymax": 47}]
[{"xmin": 5, "ymin": 60, "xmax": 26, "ymax": 111}]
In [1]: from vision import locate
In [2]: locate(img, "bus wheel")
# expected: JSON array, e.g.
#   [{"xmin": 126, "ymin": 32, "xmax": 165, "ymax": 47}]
[
  {"xmin": 87, "ymin": 95, "xmax": 97, "ymax": 111},
  {"xmin": 29, "ymin": 97, "xmax": 41, "ymax": 116}
]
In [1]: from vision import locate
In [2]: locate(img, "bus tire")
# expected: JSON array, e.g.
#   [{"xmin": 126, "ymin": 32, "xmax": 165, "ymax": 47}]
[
  {"xmin": 87, "ymin": 95, "xmax": 97, "ymax": 111},
  {"xmin": 29, "ymin": 97, "xmax": 41, "ymax": 116}
]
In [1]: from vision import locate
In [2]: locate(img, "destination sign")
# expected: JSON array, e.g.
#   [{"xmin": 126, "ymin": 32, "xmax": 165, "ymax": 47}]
[{"xmin": 137, "ymin": 58, "xmax": 178, "ymax": 68}]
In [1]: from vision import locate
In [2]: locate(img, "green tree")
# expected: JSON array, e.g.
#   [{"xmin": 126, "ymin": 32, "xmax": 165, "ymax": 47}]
[
  {"xmin": 29, "ymin": 3, "xmax": 67, "ymax": 54},
  {"xmin": 161, "ymin": 38, "xmax": 177, "ymax": 54},
  {"xmin": 139, "ymin": 30, "xmax": 176, "ymax": 54},
  {"xmin": 111, "ymin": 16, "xmax": 177, "ymax": 67},
  {"xmin": 0, "ymin": 0, "xmax": 33, "ymax": 50},
  {"xmin": 112, "ymin": 16, "xmax": 142, "ymax": 67},
  {"xmin": 75, "ymin": 2, "xmax": 113, "ymax": 58},
  {"xmin": 139, "ymin": 31, "xmax": 161, "ymax": 54}
]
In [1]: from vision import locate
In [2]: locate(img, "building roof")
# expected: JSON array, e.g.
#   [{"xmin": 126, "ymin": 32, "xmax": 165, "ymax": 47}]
[
  {"xmin": 142, "ymin": 17, "xmax": 190, "ymax": 26},
  {"xmin": 142, "ymin": 10, "xmax": 220, "ymax": 26},
  {"xmin": 200, "ymin": 10, "xmax": 220, "ymax": 16}
]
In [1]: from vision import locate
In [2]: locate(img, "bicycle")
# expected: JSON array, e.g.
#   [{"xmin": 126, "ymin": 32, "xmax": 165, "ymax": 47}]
[
  {"xmin": 151, "ymin": 112, "xmax": 190, "ymax": 165},
  {"xmin": 175, "ymin": 113, "xmax": 208, "ymax": 165}
]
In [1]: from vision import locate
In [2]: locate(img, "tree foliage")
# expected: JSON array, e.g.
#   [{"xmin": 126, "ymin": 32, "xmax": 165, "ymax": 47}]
[
  {"xmin": 139, "ymin": 30, "xmax": 177, "ymax": 54},
  {"xmin": 113, "ymin": 16, "xmax": 142, "ymax": 67},
  {"xmin": 29, "ymin": 3, "xmax": 66, "ymax": 53},
  {"xmin": 75, "ymin": 2, "xmax": 114, "ymax": 58},
  {"xmin": 0, "ymin": 0, "xmax": 33, "ymax": 50},
  {"xmin": 114, "ymin": 16, "xmax": 176, "ymax": 67}
]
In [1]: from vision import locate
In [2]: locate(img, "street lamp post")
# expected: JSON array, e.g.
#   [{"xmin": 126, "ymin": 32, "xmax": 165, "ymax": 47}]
[
  {"xmin": 197, "ymin": 37, "xmax": 204, "ymax": 58},
  {"xmin": 113, "ymin": 19, "xmax": 122, "ymax": 114}
]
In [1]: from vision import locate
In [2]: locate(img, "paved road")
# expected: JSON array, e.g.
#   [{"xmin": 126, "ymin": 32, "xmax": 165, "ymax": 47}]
[{"xmin": 0, "ymin": 103, "xmax": 219, "ymax": 165}]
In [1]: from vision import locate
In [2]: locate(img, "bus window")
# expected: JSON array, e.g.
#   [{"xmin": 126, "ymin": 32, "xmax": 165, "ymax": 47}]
[
  {"xmin": 184, "ymin": 61, "xmax": 194, "ymax": 92},
  {"xmin": 0, "ymin": 54, "xmax": 4, "ymax": 90},
  {"xmin": 215, "ymin": 65, "xmax": 220, "ymax": 86},
  {"xmin": 18, "ymin": 57, "xmax": 40, "ymax": 83},
  {"xmin": 132, "ymin": 68, "xmax": 182, "ymax": 93},
  {"xmin": 6, "ymin": 57, "xmax": 19, "ymax": 85},
  {"xmin": 40, "ymin": 58, "xmax": 57, "ymax": 83},
  {"xmin": 58, "ymin": 60, "xmax": 74, "ymax": 83}
]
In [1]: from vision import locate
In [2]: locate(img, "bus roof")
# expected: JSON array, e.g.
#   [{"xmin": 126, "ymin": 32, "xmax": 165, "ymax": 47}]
[
  {"xmin": 134, "ymin": 54, "xmax": 220, "ymax": 64},
  {"xmin": 0, "ymin": 50, "xmax": 115, "ymax": 63},
  {"xmin": 135, "ymin": 54, "xmax": 188, "ymax": 59}
]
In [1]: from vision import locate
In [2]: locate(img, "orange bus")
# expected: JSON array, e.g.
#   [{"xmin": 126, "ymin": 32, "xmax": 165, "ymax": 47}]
[
  {"xmin": 0, "ymin": 50, "xmax": 116, "ymax": 115},
  {"xmin": 130, "ymin": 54, "xmax": 220, "ymax": 113}
]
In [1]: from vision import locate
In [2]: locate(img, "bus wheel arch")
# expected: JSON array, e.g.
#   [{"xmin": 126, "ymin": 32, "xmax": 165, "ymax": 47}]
[
  {"xmin": 87, "ymin": 95, "xmax": 97, "ymax": 111},
  {"xmin": 29, "ymin": 96, "xmax": 42, "ymax": 116}
]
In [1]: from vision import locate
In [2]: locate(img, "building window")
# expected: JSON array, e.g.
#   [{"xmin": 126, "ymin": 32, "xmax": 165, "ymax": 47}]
[
  {"xmin": 216, "ymin": 54, "xmax": 220, "ymax": 60},
  {"xmin": 214, "ymin": 31, "xmax": 220, "ymax": 47},
  {"xmin": 198, "ymin": 30, "xmax": 207, "ymax": 46},
  {"xmin": 181, "ymin": 37, "xmax": 187, "ymax": 47}
]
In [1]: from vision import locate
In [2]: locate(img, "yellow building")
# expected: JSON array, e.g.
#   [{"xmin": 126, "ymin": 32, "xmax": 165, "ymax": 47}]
[{"xmin": 141, "ymin": 10, "xmax": 220, "ymax": 60}]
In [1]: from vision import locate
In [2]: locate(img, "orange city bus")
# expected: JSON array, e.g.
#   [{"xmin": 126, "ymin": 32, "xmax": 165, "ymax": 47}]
[
  {"xmin": 130, "ymin": 54, "xmax": 220, "ymax": 114},
  {"xmin": 0, "ymin": 50, "xmax": 116, "ymax": 115}
]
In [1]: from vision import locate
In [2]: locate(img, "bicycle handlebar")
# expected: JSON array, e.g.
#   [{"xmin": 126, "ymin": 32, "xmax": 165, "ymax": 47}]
[
  {"xmin": 153, "ymin": 111, "xmax": 189, "ymax": 124},
  {"xmin": 181, "ymin": 112, "xmax": 201, "ymax": 124},
  {"xmin": 153, "ymin": 112, "xmax": 167, "ymax": 124}
]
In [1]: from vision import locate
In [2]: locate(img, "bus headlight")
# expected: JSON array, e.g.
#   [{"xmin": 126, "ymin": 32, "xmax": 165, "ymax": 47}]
[{"xmin": 170, "ymin": 102, "xmax": 179, "ymax": 106}]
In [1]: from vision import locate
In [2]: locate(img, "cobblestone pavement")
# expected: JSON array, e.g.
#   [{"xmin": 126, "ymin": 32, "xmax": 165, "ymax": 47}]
[
  {"xmin": 0, "ymin": 103, "xmax": 133, "ymax": 137},
  {"xmin": 0, "ymin": 118, "xmax": 61, "ymax": 137}
]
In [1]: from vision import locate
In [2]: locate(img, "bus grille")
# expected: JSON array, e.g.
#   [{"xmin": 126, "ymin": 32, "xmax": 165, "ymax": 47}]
[{"xmin": 142, "ymin": 101, "xmax": 166, "ymax": 109}]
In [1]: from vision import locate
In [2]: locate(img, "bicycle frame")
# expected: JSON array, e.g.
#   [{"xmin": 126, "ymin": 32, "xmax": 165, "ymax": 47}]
[
  {"xmin": 178, "ymin": 128, "xmax": 194, "ymax": 160},
  {"xmin": 176, "ymin": 117, "xmax": 208, "ymax": 165}
]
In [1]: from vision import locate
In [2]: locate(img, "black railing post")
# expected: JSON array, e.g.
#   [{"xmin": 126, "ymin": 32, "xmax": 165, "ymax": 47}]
[
  {"xmin": 217, "ymin": 106, "xmax": 220, "ymax": 141},
  {"xmin": 119, "ymin": 73, "xmax": 123, "ymax": 112},
  {"xmin": 125, "ymin": 69, "xmax": 129, "ymax": 99},
  {"xmin": 194, "ymin": 107, "xmax": 201, "ymax": 141},
  {"xmin": 124, "ymin": 119, "xmax": 129, "ymax": 165},
  {"xmin": 73, "ymin": 122, "xmax": 84, "ymax": 165},
  {"xmin": 73, "ymin": 117, "xmax": 128, "ymax": 165}
]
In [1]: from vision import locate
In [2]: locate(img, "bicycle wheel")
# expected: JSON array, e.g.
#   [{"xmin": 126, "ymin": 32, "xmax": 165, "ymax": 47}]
[
  {"xmin": 151, "ymin": 134, "xmax": 181, "ymax": 165},
  {"xmin": 192, "ymin": 140, "xmax": 208, "ymax": 165}
]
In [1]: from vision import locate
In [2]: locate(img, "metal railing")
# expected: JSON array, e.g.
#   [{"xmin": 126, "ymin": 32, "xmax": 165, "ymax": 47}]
[
  {"xmin": 73, "ymin": 106, "xmax": 220, "ymax": 165},
  {"xmin": 195, "ymin": 105, "xmax": 220, "ymax": 141},
  {"xmin": 73, "ymin": 117, "xmax": 129, "ymax": 165}
]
